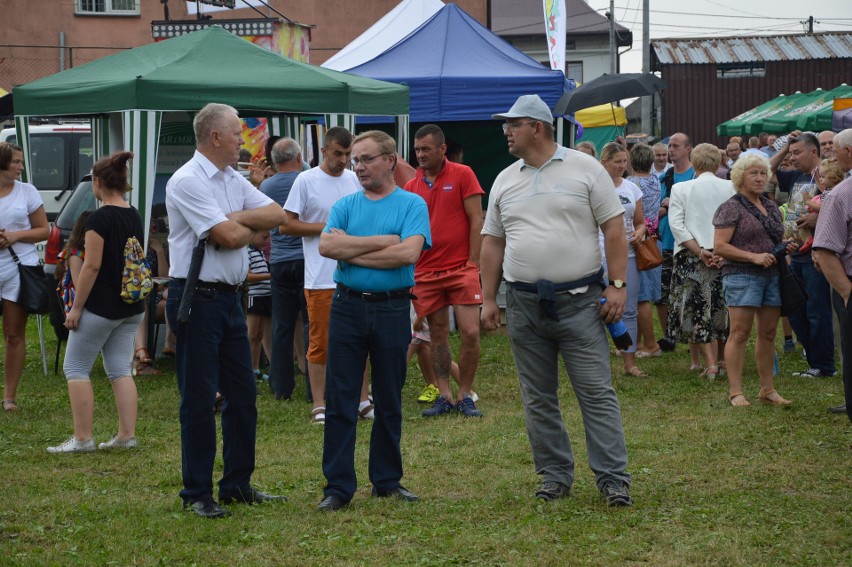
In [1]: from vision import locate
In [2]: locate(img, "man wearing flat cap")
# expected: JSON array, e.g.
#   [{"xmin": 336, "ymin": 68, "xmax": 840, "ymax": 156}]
[{"xmin": 480, "ymin": 94, "xmax": 633, "ymax": 507}]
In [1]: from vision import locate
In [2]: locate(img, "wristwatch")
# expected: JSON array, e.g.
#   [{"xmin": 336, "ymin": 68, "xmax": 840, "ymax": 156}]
[{"xmin": 609, "ymin": 279, "xmax": 626, "ymax": 289}]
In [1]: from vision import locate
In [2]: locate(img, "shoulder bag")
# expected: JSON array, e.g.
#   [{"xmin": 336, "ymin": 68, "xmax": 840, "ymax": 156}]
[
  {"xmin": 8, "ymin": 246, "xmax": 51, "ymax": 315},
  {"xmin": 733, "ymin": 195, "xmax": 806, "ymax": 317},
  {"xmin": 635, "ymin": 235, "xmax": 663, "ymax": 271}
]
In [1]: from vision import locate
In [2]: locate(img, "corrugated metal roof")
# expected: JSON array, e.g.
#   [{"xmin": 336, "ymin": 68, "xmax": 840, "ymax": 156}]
[
  {"xmin": 652, "ymin": 33, "xmax": 852, "ymax": 65},
  {"xmin": 491, "ymin": 0, "xmax": 632, "ymax": 45}
]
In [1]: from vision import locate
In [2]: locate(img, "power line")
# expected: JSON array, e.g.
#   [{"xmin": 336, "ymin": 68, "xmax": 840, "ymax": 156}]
[{"xmin": 600, "ymin": 6, "xmax": 850, "ymax": 21}]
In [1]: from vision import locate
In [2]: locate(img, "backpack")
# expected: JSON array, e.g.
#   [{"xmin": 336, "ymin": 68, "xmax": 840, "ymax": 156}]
[
  {"xmin": 120, "ymin": 236, "xmax": 153, "ymax": 304},
  {"xmin": 56, "ymin": 247, "xmax": 83, "ymax": 314}
]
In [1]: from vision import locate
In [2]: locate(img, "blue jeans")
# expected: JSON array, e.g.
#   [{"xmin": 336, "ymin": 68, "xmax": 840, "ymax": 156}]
[
  {"xmin": 269, "ymin": 260, "xmax": 308, "ymax": 400},
  {"xmin": 166, "ymin": 279, "xmax": 257, "ymax": 504},
  {"xmin": 832, "ymin": 291, "xmax": 852, "ymax": 423},
  {"xmin": 788, "ymin": 260, "xmax": 836, "ymax": 375},
  {"xmin": 322, "ymin": 289, "xmax": 411, "ymax": 502},
  {"xmin": 505, "ymin": 285, "xmax": 630, "ymax": 490}
]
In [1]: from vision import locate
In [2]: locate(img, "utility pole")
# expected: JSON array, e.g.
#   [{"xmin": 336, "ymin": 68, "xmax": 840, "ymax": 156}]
[
  {"xmin": 641, "ymin": 0, "xmax": 651, "ymax": 134},
  {"xmin": 609, "ymin": 0, "xmax": 616, "ymax": 74}
]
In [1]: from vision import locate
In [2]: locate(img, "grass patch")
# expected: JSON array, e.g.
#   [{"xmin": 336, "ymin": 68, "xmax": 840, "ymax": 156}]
[{"xmin": 0, "ymin": 321, "xmax": 849, "ymax": 565}]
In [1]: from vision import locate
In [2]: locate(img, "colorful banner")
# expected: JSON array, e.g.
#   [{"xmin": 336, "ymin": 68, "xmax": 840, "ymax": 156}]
[
  {"xmin": 543, "ymin": 0, "xmax": 566, "ymax": 73},
  {"xmin": 242, "ymin": 23, "xmax": 310, "ymax": 63},
  {"xmin": 833, "ymin": 97, "xmax": 852, "ymax": 131}
]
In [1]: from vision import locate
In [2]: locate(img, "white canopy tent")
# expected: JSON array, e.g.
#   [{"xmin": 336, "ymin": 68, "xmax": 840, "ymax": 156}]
[{"xmin": 321, "ymin": 0, "xmax": 444, "ymax": 71}]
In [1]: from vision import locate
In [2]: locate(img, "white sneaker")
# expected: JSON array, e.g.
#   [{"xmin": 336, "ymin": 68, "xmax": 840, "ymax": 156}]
[
  {"xmin": 47, "ymin": 436, "xmax": 96, "ymax": 453},
  {"xmin": 98, "ymin": 436, "xmax": 138, "ymax": 450},
  {"xmin": 471, "ymin": 391, "xmax": 479, "ymax": 403}
]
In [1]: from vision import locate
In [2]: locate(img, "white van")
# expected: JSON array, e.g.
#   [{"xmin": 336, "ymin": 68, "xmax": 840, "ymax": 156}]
[{"xmin": 0, "ymin": 124, "xmax": 93, "ymax": 221}]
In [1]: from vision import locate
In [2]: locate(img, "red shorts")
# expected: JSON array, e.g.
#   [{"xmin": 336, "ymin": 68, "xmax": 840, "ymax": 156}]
[{"xmin": 412, "ymin": 262, "xmax": 482, "ymax": 318}]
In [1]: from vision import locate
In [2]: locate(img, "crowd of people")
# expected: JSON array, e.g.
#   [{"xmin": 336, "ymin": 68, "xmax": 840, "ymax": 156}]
[{"xmin": 1, "ymin": 97, "xmax": 850, "ymax": 518}]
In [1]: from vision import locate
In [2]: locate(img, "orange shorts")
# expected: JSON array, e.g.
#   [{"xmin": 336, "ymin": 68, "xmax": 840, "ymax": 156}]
[
  {"xmin": 305, "ymin": 288, "xmax": 334, "ymax": 364},
  {"xmin": 412, "ymin": 261, "xmax": 482, "ymax": 318}
]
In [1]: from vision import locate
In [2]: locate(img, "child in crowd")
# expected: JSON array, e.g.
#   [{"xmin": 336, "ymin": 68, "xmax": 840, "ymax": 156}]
[
  {"xmin": 798, "ymin": 159, "xmax": 843, "ymax": 253},
  {"xmin": 246, "ymin": 231, "xmax": 272, "ymax": 382},
  {"xmin": 406, "ymin": 306, "xmax": 468, "ymax": 404},
  {"xmin": 57, "ymin": 211, "xmax": 92, "ymax": 315}
]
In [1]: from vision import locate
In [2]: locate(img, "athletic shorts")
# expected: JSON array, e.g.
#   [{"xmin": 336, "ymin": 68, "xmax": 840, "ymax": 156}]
[
  {"xmin": 247, "ymin": 295, "xmax": 272, "ymax": 317},
  {"xmin": 412, "ymin": 261, "xmax": 482, "ymax": 318}
]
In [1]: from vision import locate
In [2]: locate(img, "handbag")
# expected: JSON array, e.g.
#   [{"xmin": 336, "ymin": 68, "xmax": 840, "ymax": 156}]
[
  {"xmin": 635, "ymin": 235, "xmax": 663, "ymax": 271},
  {"xmin": 777, "ymin": 257, "xmax": 807, "ymax": 317},
  {"xmin": 733, "ymin": 195, "xmax": 807, "ymax": 316},
  {"xmin": 8, "ymin": 247, "xmax": 52, "ymax": 315}
]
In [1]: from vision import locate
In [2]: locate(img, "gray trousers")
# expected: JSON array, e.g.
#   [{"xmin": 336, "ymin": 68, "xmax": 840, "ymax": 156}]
[{"xmin": 506, "ymin": 285, "xmax": 630, "ymax": 490}]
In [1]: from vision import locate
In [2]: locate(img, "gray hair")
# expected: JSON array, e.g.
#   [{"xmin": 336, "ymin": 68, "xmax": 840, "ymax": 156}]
[
  {"xmin": 194, "ymin": 103, "xmax": 239, "ymax": 145},
  {"xmin": 270, "ymin": 137, "xmax": 301, "ymax": 164},
  {"xmin": 834, "ymin": 128, "xmax": 852, "ymax": 150}
]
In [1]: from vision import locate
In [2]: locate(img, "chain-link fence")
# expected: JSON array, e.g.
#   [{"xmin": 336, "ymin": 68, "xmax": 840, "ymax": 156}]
[{"xmin": 0, "ymin": 45, "xmax": 129, "ymax": 92}]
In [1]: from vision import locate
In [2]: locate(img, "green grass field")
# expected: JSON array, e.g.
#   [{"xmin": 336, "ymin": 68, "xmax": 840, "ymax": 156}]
[{"xmin": 0, "ymin": 320, "xmax": 849, "ymax": 566}]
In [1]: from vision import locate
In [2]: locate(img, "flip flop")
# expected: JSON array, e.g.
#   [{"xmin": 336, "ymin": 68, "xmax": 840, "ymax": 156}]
[
  {"xmin": 635, "ymin": 349, "xmax": 662, "ymax": 358},
  {"xmin": 624, "ymin": 367, "xmax": 648, "ymax": 377}
]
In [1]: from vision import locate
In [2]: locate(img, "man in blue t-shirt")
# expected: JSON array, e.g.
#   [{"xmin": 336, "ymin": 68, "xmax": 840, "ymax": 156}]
[
  {"xmin": 770, "ymin": 131, "xmax": 835, "ymax": 377},
  {"xmin": 315, "ymin": 130, "xmax": 431, "ymax": 512},
  {"xmin": 260, "ymin": 137, "xmax": 308, "ymax": 400},
  {"xmin": 656, "ymin": 132, "xmax": 695, "ymax": 351}
]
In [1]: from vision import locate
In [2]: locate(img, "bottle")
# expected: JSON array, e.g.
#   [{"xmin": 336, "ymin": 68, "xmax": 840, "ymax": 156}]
[{"xmin": 600, "ymin": 298, "xmax": 633, "ymax": 351}]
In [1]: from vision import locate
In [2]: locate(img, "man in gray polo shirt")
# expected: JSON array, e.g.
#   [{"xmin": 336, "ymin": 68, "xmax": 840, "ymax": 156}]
[{"xmin": 480, "ymin": 94, "xmax": 633, "ymax": 507}]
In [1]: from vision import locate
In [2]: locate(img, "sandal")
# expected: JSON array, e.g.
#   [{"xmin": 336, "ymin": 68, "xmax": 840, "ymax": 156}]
[
  {"xmin": 624, "ymin": 367, "xmax": 648, "ymax": 377},
  {"xmin": 359, "ymin": 402, "xmax": 375, "ymax": 420},
  {"xmin": 132, "ymin": 364, "xmax": 161, "ymax": 377},
  {"xmin": 134, "ymin": 347, "xmax": 153, "ymax": 365},
  {"xmin": 3, "ymin": 399, "xmax": 19, "ymax": 412},
  {"xmin": 635, "ymin": 349, "xmax": 662, "ymax": 358},
  {"xmin": 758, "ymin": 389, "xmax": 792, "ymax": 406},
  {"xmin": 701, "ymin": 365, "xmax": 719, "ymax": 382},
  {"xmin": 729, "ymin": 393, "xmax": 750, "ymax": 407},
  {"xmin": 311, "ymin": 406, "xmax": 326, "ymax": 425},
  {"xmin": 718, "ymin": 361, "xmax": 727, "ymax": 376}
]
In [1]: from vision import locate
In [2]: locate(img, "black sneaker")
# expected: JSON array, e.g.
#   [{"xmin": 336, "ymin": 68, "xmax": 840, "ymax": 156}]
[
  {"xmin": 422, "ymin": 395, "xmax": 454, "ymax": 417},
  {"xmin": 535, "ymin": 481, "xmax": 571, "ymax": 501},
  {"xmin": 792, "ymin": 368, "xmax": 835, "ymax": 378},
  {"xmin": 601, "ymin": 481, "xmax": 632, "ymax": 507},
  {"xmin": 456, "ymin": 395, "xmax": 483, "ymax": 417}
]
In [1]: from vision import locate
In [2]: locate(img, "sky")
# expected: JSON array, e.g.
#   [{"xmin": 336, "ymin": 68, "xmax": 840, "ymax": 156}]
[{"xmin": 584, "ymin": 0, "xmax": 851, "ymax": 74}]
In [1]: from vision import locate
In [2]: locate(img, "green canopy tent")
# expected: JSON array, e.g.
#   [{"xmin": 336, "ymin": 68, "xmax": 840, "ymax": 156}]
[
  {"xmin": 717, "ymin": 85, "xmax": 852, "ymax": 136},
  {"xmin": 716, "ymin": 92, "xmax": 806, "ymax": 137},
  {"xmin": 12, "ymin": 26, "xmax": 409, "ymax": 238},
  {"xmin": 763, "ymin": 85, "xmax": 852, "ymax": 133}
]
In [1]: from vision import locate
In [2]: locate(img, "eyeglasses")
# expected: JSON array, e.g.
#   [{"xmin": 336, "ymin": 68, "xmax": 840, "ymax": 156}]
[
  {"xmin": 350, "ymin": 152, "xmax": 390, "ymax": 167},
  {"xmin": 502, "ymin": 120, "xmax": 539, "ymax": 134}
]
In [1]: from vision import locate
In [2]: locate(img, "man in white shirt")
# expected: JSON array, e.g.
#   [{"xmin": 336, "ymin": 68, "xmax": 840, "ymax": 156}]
[
  {"xmin": 282, "ymin": 127, "xmax": 363, "ymax": 424},
  {"xmin": 651, "ymin": 143, "xmax": 672, "ymax": 177},
  {"xmin": 166, "ymin": 103, "xmax": 287, "ymax": 518}
]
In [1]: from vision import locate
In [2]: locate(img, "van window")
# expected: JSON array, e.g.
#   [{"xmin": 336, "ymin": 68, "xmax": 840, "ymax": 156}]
[
  {"xmin": 30, "ymin": 135, "xmax": 68, "ymax": 191},
  {"xmin": 79, "ymin": 135, "xmax": 94, "ymax": 176}
]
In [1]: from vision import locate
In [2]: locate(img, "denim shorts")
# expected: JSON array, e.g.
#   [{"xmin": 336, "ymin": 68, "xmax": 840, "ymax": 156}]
[{"xmin": 722, "ymin": 273, "xmax": 781, "ymax": 308}]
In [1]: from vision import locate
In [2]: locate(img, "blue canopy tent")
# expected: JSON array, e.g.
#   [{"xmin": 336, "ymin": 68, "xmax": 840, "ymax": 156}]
[
  {"xmin": 344, "ymin": 4, "xmax": 570, "ymax": 122},
  {"xmin": 341, "ymin": 4, "xmax": 574, "ymax": 196}
]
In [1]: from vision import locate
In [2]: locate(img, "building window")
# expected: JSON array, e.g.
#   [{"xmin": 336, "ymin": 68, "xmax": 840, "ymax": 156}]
[
  {"xmin": 76, "ymin": 0, "xmax": 140, "ymax": 16},
  {"xmin": 717, "ymin": 63, "xmax": 766, "ymax": 79},
  {"xmin": 567, "ymin": 62, "xmax": 583, "ymax": 84}
]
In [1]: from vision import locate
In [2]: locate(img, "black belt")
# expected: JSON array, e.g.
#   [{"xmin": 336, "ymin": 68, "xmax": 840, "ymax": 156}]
[
  {"xmin": 337, "ymin": 284, "xmax": 415, "ymax": 302},
  {"xmin": 172, "ymin": 278, "xmax": 243, "ymax": 294}
]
